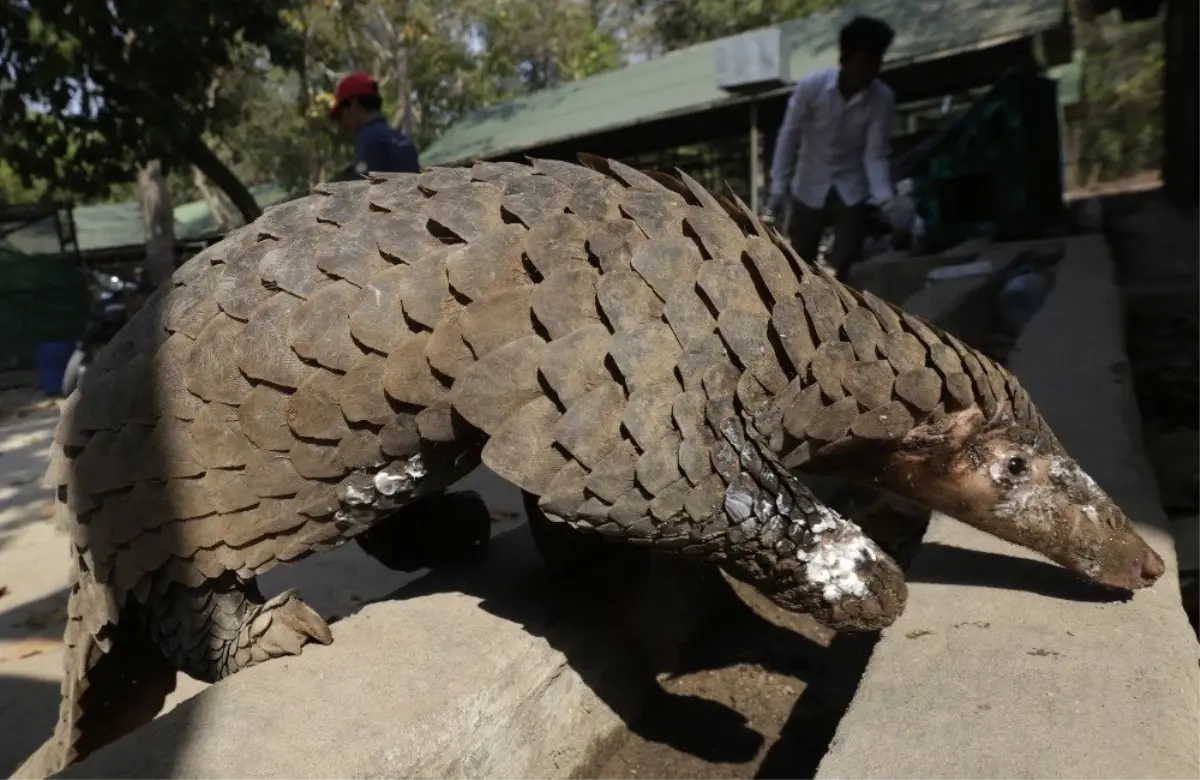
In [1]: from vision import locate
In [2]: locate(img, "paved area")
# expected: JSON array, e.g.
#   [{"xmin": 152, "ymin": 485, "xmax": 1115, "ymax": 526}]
[
  {"xmin": 55, "ymin": 504, "xmax": 719, "ymax": 779},
  {"xmin": 0, "ymin": 407, "xmax": 69, "ymax": 777},
  {"xmin": 0, "ymin": 404, "xmax": 526, "ymax": 776}
]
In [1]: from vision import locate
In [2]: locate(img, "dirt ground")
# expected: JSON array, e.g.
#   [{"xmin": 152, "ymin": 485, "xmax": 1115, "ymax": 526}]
[{"xmin": 591, "ymin": 495, "xmax": 928, "ymax": 780}]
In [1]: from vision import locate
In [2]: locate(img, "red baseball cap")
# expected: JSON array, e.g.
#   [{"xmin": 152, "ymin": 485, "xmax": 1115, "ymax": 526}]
[{"xmin": 330, "ymin": 73, "xmax": 378, "ymax": 118}]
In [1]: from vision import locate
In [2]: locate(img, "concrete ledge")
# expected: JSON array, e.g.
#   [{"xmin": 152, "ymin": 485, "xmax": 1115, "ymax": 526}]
[
  {"xmin": 848, "ymin": 239, "xmax": 1064, "ymax": 318},
  {"xmin": 846, "ymin": 248, "xmax": 984, "ymax": 306},
  {"xmin": 58, "ymin": 529, "xmax": 722, "ymax": 779},
  {"xmin": 817, "ymin": 234, "xmax": 1200, "ymax": 779}
]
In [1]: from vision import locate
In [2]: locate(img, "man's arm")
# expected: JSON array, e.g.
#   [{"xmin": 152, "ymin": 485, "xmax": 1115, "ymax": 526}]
[
  {"xmin": 863, "ymin": 87, "xmax": 896, "ymax": 205},
  {"xmin": 767, "ymin": 77, "xmax": 812, "ymax": 203}
]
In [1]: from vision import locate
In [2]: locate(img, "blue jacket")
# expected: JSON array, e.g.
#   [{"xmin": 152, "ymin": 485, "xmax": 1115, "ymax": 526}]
[{"xmin": 354, "ymin": 117, "xmax": 420, "ymax": 176}]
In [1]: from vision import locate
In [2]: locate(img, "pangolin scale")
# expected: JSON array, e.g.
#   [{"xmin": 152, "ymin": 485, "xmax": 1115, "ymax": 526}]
[{"xmin": 15, "ymin": 154, "xmax": 1163, "ymax": 778}]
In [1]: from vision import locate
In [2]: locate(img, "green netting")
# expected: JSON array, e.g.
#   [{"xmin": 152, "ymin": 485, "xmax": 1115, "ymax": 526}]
[
  {"xmin": 907, "ymin": 73, "xmax": 1066, "ymax": 252},
  {"xmin": 0, "ymin": 244, "xmax": 92, "ymax": 371}
]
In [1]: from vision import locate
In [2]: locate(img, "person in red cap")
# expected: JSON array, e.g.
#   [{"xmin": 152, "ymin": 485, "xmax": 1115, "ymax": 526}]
[{"xmin": 330, "ymin": 72, "xmax": 420, "ymax": 177}]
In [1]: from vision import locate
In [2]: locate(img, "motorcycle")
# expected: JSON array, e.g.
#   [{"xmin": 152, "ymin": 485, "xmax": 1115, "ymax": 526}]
[{"xmin": 60, "ymin": 269, "xmax": 146, "ymax": 397}]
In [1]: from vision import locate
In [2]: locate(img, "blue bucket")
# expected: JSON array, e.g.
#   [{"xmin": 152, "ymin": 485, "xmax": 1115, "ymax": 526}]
[{"xmin": 34, "ymin": 339, "xmax": 77, "ymax": 397}]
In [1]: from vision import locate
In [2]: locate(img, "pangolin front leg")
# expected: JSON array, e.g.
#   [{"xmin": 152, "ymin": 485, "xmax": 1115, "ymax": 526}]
[
  {"xmin": 137, "ymin": 572, "xmax": 332, "ymax": 683},
  {"xmin": 703, "ymin": 412, "xmax": 906, "ymax": 628},
  {"xmin": 526, "ymin": 365, "xmax": 907, "ymax": 631}
]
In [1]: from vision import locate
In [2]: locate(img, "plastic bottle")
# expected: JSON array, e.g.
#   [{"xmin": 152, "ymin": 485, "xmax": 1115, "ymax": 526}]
[{"xmin": 996, "ymin": 263, "xmax": 1050, "ymax": 331}]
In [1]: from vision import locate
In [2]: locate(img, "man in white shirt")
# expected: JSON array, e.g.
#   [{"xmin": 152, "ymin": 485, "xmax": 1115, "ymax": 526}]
[{"xmin": 767, "ymin": 16, "xmax": 899, "ymax": 281}]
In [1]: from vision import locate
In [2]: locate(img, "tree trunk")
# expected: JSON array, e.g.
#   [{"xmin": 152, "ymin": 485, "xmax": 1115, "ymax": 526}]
[
  {"xmin": 393, "ymin": 3, "xmax": 414, "ymax": 138},
  {"xmin": 193, "ymin": 166, "xmax": 243, "ymax": 234},
  {"xmin": 181, "ymin": 134, "xmax": 262, "ymax": 224},
  {"xmin": 297, "ymin": 39, "xmax": 324, "ymax": 188},
  {"xmin": 138, "ymin": 159, "xmax": 177, "ymax": 288}
]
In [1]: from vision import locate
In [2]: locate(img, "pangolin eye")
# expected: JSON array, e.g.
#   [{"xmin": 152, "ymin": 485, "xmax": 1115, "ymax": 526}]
[{"xmin": 1007, "ymin": 456, "xmax": 1028, "ymax": 476}]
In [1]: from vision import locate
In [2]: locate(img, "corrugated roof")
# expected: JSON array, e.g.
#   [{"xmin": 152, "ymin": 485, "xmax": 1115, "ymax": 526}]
[
  {"xmin": 423, "ymin": 0, "xmax": 1069, "ymax": 166},
  {"xmin": 3, "ymin": 182, "xmax": 294, "ymax": 256}
]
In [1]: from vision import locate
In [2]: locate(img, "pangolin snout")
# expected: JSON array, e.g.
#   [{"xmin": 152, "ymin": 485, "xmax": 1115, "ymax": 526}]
[
  {"xmin": 1076, "ymin": 542, "xmax": 1165, "ymax": 592},
  {"xmin": 1048, "ymin": 464, "xmax": 1167, "ymax": 592},
  {"xmin": 868, "ymin": 416, "xmax": 1168, "ymax": 596},
  {"xmin": 1131, "ymin": 546, "xmax": 1165, "ymax": 589}
]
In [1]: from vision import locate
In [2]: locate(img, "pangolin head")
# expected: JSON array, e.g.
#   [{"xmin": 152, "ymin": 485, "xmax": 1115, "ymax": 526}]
[{"xmin": 872, "ymin": 406, "xmax": 1164, "ymax": 593}]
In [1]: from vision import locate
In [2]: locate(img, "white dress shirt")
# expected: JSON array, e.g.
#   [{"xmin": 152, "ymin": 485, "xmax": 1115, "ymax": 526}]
[{"xmin": 768, "ymin": 66, "xmax": 896, "ymax": 210}]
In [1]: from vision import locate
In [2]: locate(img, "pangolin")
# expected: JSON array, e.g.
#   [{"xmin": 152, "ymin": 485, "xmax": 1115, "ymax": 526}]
[{"xmin": 14, "ymin": 154, "xmax": 1164, "ymax": 779}]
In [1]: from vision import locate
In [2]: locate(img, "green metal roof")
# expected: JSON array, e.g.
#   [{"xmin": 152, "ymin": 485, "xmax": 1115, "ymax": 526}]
[
  {"xmin": 423, "ymin": 0, "xmax": 1069, "ymax": 166},
  {"xmin": 3, "ymin": 182, "xmax": 294, "ymax": 256}
]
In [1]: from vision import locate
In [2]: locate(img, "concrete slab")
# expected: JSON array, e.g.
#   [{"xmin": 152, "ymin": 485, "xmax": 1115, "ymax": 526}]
[
  {"xmin": 1143, "ymin": 429, "xmax": 1199, "ymax": 514},
  {"xmin": 846, "ymin": 251, "xmax": 925, "ymax": 305},
  {"xmin": 847, "ymin": 238, "xmax": 1064, "ymax": 316},
  {"xmin": 846, "ymin": 249, "xmax": 983, "ymax": 306},
  {"xmin": 817, "ymin": 234, "xmax": 1200, "ymax": 779},
  {"xmin": 57, "ymin": 529, "xmax": 720, "ymax": 779},
  {"xmin": 0, "ymin": 406, "xmax": 527, "ymax": 777},
  {"xmin": 0, "ymin": 390, "xmax": 708, "ymax": 780}
]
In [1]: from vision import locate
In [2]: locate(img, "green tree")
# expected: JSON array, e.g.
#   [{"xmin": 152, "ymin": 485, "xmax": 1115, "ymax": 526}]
[
  {"xmin": 636, "ymin": 0, "xmax": 846, "ymax": 53},
  {"xmin": 208, "ymin": 0, "xmax": 629, "ymax": 189},
  {"xmin": 0, "ymin": 160, "xmax": 47, "ymax": 204},
  {"xmin": 1073, "ymin": 7, "xmax": 1164, "ymax": 183},
  {"xmin": 332, "ymin": 0, "xmax": 505, "ymax": 150},
  {"xmin": 206, "ymin": 47, "xmax": 342, "ymax": 196},
  {"xmin": 203, "ymin": 0, "xmax": 492, "ymax": 189},
  {"xmin": 473, "ymin": 0, "xmax": 622, "ymax": 93},
  {"xmin": 0, "ymin": 0, "xmax": 303, "ymax": 220}
]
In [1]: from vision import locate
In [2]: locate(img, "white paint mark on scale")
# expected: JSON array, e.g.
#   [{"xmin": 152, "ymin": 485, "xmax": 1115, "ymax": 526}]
[
  {"xmin": 798, "ymin": 531, "xmax": 879, "ymax": 602},
  {"xmin": 334, "ymin": 455, "xmax": 431, "ymax": 521},
  {"xmin": 374, "ymin": 456, "xmax": 427, "ymax": 496}
]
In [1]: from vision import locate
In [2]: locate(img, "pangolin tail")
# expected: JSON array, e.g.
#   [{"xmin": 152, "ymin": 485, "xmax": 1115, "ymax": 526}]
[{"xmin": 10, "ymin": 559, "xmax": 175, "ymax": 779}]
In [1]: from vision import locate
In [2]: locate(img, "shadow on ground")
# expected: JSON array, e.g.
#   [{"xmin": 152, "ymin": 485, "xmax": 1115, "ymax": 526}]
[
  {"xmin": 0, "ymin": 675, "xmax": 62, "ymax": 777},
  {"xmin": 41, "ymin": 480, "xmax": 1141, "ymax": 779},
  {"xmin": 910, "ymin": 543, "xmax": 1133, "ymax": 604},
  {"xmin": 365, "ymin": 495, "xmax": 1130, "ymax": 780},
  {"xmin": 0, "ymin": 588, "xmax": 70, "ymax": 644}
]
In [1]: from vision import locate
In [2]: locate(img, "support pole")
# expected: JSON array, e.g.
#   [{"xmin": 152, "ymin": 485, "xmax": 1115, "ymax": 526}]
[{"xmin": 749, "ymin": 99, "xmax": 762, "ymax": 214}]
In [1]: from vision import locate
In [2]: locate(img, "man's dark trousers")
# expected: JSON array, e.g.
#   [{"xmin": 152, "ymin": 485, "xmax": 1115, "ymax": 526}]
[{"xmin": 786, "ymin": 189, "xmax": 868, "ymax": 282}]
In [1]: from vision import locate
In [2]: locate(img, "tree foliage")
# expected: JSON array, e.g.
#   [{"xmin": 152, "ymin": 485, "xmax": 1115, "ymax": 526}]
[
  {"xmin": 8, "ymin": 0, "xmax": 1161, "ymax": 225},
  {"xmin": 473, "ymin": 0, "xmax": 623, "ymax": 92},
  {"xmin": 1, "ymin": 0, "xmax": 856, "ymax": 215},
  {"xmin": 634, "ymin": 0, "xmax": 845, "ymax": 54},
  {"xmin": 0, "ymin": 0, "xmax": 303, "ymax": 218},
  {"xmin": 1073, "ymin": 7, "xmax": 1164, "ymax": 183},
  {"xmin": 207, "ymin": 0, "xmax": 631, "ymax": 195}
]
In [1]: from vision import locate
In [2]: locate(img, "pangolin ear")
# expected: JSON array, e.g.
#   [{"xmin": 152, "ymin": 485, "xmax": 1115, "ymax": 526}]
[{"xmin": 898, "ymin": 407, "xmax": 987, "ymax": 453}]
